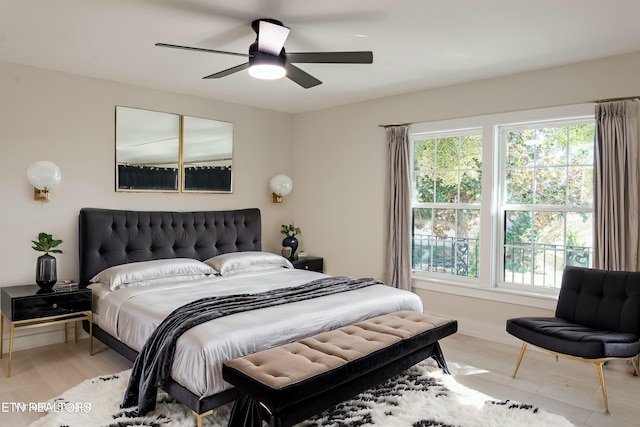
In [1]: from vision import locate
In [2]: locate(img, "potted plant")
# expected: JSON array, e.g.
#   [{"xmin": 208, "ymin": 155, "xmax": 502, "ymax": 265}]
[
  {"xmin": 32, "ymin": 232, "xmax": 63, "ymax": 290},
  {"xmin": 280, "ymin": 223, "xmax": 301, "ymax": 261}
]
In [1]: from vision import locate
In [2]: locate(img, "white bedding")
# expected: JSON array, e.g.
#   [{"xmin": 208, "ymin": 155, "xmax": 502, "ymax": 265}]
[{"xmin": 91, "ymin": 268, "xmax": 424, "ymax": 398}]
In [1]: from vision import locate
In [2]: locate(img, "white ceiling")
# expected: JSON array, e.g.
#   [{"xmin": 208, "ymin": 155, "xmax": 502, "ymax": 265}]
[{"xmin": 2, "ymin": 0, "xmax": 640, "ymax": 114}]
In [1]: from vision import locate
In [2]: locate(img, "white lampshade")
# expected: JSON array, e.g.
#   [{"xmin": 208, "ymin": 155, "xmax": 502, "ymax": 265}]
[
  {"xmin": 27, "ymin": 161, "xmax": 62, "ymax": 190},
  {"xmin": 270, "ymin": 175, "xmax": 292, "ymax": 196}
]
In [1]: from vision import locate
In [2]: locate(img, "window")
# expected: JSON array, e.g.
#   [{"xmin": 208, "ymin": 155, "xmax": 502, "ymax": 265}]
[
  {"xmin": 410, "ymin": 105, "xmax": 595, "ymax": 294},
  {"xmin": 411, "ymin": 129, "xmax": 482, "ymax": 278},
  {"xmin": 500, "ymin": 120, "xmax": 594, "ymax": 289}
]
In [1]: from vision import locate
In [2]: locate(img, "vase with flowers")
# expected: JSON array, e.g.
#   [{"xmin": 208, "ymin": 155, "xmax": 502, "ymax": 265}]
[
  {"xmin": 280, "ymin": 223, "xmax": 301, "ymax": 261},
  {"xmin": 32, "ymin": 232, "xmax": 63, "ymax": 290}
]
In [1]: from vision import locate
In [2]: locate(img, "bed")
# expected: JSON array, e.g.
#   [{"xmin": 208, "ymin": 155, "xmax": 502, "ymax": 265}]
[{"xmin": 78, "ymin": 207, "xmax": 424, "ymax": 421}]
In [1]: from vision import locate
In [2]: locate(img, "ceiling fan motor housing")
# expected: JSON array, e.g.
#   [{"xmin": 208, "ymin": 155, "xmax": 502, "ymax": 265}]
[{"xmin": 248, "ymin": 42, "xmax": 286, "ymax": 67}]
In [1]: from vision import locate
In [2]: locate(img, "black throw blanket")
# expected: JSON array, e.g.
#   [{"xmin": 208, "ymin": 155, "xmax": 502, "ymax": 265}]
[{"xmin": 121, "ymin": 276, "xmax": 381, "ymax": 415}]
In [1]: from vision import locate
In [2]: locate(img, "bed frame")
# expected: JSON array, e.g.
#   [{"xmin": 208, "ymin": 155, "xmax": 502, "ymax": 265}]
[{"xmin": 78, "ymin": 207, "xmax": 263, "ymax": 419}]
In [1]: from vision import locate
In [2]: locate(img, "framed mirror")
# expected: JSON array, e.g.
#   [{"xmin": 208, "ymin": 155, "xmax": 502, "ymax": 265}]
[
  {"xmin": 182, "ymin": 115, "xmax": 233, "ymax": 192},
  {"xmin": 115, "ymin": 106, "xmax": 180, "ymax": 191},
  {"xmin": 115, "ymin": 106, "xmax": 233, "ymax": 193}
]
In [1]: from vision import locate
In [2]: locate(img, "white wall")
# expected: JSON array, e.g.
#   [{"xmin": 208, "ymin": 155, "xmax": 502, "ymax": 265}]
[
  {"xmin": 0, "ymin": 60, "xmax": 295, "ymax": 350},
  {"xmin": 292, "ymin": 51, "xmax": 640, "ymax": 342}
]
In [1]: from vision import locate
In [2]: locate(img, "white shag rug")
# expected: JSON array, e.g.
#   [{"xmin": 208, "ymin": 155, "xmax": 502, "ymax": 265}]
[{"xmin": 29, "ymin": 359, "xmax": 574, "ymax": 427}]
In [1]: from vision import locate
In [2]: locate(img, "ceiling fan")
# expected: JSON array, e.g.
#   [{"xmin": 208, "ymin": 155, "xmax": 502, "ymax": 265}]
[{"xmin": 156, "ymin": 18, "xmax": 373, "ymax": 89}]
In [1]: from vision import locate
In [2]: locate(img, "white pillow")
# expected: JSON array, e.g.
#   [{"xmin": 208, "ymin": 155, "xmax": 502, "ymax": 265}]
[
  {"xmin": 90, "ymin": 258, "xmax": 216, "ymax": 291},
  {"xmin": 204, "ymin": 251, "xmax": 293, "ymax": 276}
]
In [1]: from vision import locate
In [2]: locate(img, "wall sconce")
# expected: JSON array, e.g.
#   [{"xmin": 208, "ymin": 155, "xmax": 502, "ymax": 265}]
[
  {"xmin": 27, "ymin": 161, "xmax": 62, "ymax": 202},
  {"xmin": 269, "ymin": 174, "xmax": 292, "ymax": 203}
]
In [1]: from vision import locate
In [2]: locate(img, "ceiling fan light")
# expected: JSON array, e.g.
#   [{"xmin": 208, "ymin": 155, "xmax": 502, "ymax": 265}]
[{"xmin": 249, "ymin": 63, "xmax": 286, "ymax": 80}]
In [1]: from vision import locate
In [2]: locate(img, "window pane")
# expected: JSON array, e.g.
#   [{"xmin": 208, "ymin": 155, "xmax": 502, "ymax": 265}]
[
  {"xmin": 435, "ymin": 171, "xmax": 458, "ymax": 203},
  {"xmin": 506, "ymin": 169, "xmax": 534, "ymax": 204},
  {"xmin": 460, "ymin": 170, "xmax": 481, "ymax": 203},
  {"xmin": 458, "ymin": 209, "xmax": 480, "ymax": 238},
  {"xmin": 435, "ymin": 137, "xmax": 459, "ymax": 169},
  {"xmin": 568, "ymin": 166, "xmax": 593, "ymax": 205},
  {"xmin": 459, "ymin": 135, "xmax": 482, "ymax": 169},
  {"xmin": 503, "ymin": 210, "xmax": 534, "ymax": 285},
  {"xmin": 566, "ymin": 212, "xmax": 592, "ymax": 267},
  {"xmin": 537, "ymin": 127, "xmax": 567, "ymax": 167},
  {"xmin": 507, "ymin": 130, "xmax": 535, "ymax": 168},
  {"xmin": 415, "ymin": 170, "xmax": 435, "ymax": 203},
  {"xmin": 569, "ymin": 124, "xmax": 595, "ymax": 165},
  {"xmin": 535, "ymin": 167, "xmax": 567, "ymax": 204},
  {"xmin": 505, "ymin": 211, "xmax": 533, "ymax": 244},
  {"xmin": 414, "ymin": 139, "xmax": 435, "ymax": 168},
  {"xmin": 533, "ymin": 211, "xmax": 565, "ymax": 245}
]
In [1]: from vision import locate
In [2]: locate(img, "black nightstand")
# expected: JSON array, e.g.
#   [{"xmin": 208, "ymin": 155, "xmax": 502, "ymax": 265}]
[
  {"xmin": 291, "ymin": 256, "xmax": 324, "ymax": 273},
  {"xmin": 1, "ymin": 284, "xmax": 93, "ymax": 376}
]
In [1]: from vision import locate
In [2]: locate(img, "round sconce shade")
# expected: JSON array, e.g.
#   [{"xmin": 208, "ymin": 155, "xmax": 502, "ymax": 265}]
[
  {"xmin": 27, "ymin": 161, "xmax": 62, "ymax": 190},
  {"xmin": 269, "ymin": 174, "xmax": 293, "ymax": 196}
]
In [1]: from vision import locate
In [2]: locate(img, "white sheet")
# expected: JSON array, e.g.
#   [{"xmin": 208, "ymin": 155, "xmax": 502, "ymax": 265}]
[{"xmin": 93, "ymin": 269, "xmax": 424, "ymax": 398}]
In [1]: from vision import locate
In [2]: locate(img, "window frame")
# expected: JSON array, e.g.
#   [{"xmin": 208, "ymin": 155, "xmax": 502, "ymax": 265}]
[{"xmin": 409, "ymin": 103, "xmax": 594, "ymax": 306}]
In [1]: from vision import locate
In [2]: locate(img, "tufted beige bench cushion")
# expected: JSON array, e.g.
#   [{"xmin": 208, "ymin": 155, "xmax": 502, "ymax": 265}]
[{"xmin": 223, "ymin": 310, "xmax": 457, "ymax": 426}]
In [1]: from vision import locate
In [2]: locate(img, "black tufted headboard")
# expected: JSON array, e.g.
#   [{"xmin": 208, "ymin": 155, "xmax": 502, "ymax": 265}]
[{"xmin": 78, "ymin": 208, "xmax": 262, "ymax": 286}]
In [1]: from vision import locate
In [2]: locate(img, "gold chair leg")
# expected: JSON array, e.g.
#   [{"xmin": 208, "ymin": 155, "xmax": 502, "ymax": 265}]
[
  {"xmin": 512, "ymin": 342, "xmax": 528, "ymax": 378},
  {"xmin": 595, "ymin": 362, "xmax": 610, "ymax": 415},
  {"xmin": 631, "ymin": 357, "xmax": 640, "ymax": 377},
  {"xmin": 192, "ymin": 409, "xmax": 213, "ymax": 427}
]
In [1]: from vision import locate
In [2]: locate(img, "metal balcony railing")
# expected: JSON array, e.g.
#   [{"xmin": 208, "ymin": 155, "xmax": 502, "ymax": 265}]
[
  {"xmin": 503, "ymin": 242, "xmax": 591, "ymax": 288},
  {"xmin": 412, "ymin": 234, "xmax": 480, "ymax": 277},
  {"xmin": 412, "ymin": 234, "xmax": 591, "ymax": 288}
]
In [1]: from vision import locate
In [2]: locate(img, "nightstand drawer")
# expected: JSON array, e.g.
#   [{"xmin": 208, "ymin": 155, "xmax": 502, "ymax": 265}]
[
  {"xmin": 292, "ymin": 256, "xmax": 324, "ymax": 273},
  {"xmin": 2, "ymin": 286, "xmax": 92, "ymax": 321}
]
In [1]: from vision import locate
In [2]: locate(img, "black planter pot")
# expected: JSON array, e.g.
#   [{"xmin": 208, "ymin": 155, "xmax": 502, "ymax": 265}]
[
  {"xmin": 282, "ymin": 236, "xmax": 299, "ymax": 261},
  {"xmin": 36, "ymin": 253, "xmax": 57, "ymax": 290}
]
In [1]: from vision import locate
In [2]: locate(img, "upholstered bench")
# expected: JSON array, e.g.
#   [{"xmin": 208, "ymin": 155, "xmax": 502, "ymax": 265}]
[{"xmin": 222, "ymin": 310, "xmax": 457, "ymax": 427}]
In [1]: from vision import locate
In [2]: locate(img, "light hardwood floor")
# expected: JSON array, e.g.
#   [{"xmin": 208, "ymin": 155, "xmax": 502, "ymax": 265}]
[{"xmin": 1, "ymin": 334, "xmax": 638, "ymax": 427}]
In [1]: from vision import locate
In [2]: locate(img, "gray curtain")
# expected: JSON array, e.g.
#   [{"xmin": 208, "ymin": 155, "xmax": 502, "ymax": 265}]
[
  {"xmin": 385, "ymin": 126, "xmax": 412, "ymax": 290},
  {"xmin": 594, "ymin": 99, "xmax": 640, "ymax": 270}
]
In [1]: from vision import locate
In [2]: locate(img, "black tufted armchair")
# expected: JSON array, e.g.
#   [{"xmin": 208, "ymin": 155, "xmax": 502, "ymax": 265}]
[{"xmin": 506, "ymin": 266, "xmax": 640, "ymax": 415}]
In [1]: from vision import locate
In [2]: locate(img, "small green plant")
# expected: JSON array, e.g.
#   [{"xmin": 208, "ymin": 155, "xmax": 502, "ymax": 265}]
[
  {"xmin": 280, "ymin": 223, "xmax": 301, "ymax": 238},
  {"xmin": 31, "ymin": 232, "xmax": 63, "ymax": 254}
]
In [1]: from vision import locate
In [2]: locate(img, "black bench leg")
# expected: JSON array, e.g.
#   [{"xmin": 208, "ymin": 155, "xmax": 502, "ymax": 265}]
[
  {"xmin": 228, "ymin": 393, "xmax": 263, "ymax": 427},
  {"xmin": 430, "ymin": 342, "xmax": 451, "ymax": 374},
  {"xmin": 268, "ymin": 414, "xmax": 291, "ymax": 427}
]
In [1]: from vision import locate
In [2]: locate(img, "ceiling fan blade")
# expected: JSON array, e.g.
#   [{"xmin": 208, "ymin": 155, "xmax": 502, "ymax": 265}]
[
  {"xmin": 287, "ymin": 51, "xmax": 373, "ymax": 64},
  {"xmin": 257, "ymin": 20, "xmax": 290, "ymax": 56},
  {"xmin": 203, "ymin": 63, "xmax": 249, "ymax": 79},
  {"xmin": 156, "ymin": 43, "xmax": 249, "ymax": 58},
  {"xmin": 285, "ymin": 63, "xmax": 322, "ymax": 89}
]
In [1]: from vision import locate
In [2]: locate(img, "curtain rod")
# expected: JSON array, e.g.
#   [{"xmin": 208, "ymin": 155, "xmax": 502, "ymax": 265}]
[
  {"xmin": 593, "ymin": 95, "xmax": 640, "ymax": 103},
  {"xmin": 379, "ymin": 96, "xmax": 640, "ymax": 126},
  {"xmin": 378, "ymin": 123, "xmax": 412, "ymax": 128}
]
